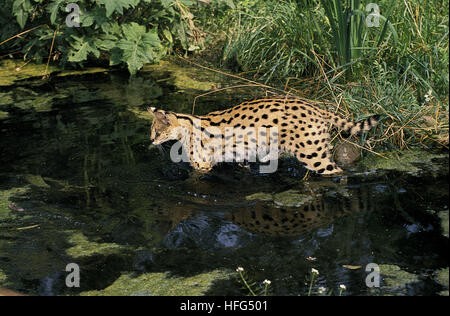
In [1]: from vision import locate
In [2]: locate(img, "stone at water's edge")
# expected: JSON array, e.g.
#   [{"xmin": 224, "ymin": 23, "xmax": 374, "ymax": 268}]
[{"xmin": 333, "ymin": 142, "xmax": 360, "ymax": 166}]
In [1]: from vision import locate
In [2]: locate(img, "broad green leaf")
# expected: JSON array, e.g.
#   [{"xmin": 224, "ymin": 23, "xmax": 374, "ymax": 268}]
[
  {"xmin": 80, "ymin": 12, "xmax": 94, "ymax": 27},
  {"xmin": 98, "ymin": 33, "xmax": 119, "ymax": 50},
  {"xmin": 109, "ymin": 48, "xmax": 123, "ymax": 66},
  {"xmin": 101, "ymin": 21, "xmax": 122, "ymax": 35},
  {"xmin": 68, "ymin": 36, "xmax": 101, "ymax": 62},
  {"xmin": 46, "ymin": 0, "xmax": 65, "ymax": 25},
  {"xmin": 117, "ymin": 22, "xmax": 161, "ymax": 74},
  {"xmin": 98, "ymin": 0, "xmax": 139, "ymax": 18}
]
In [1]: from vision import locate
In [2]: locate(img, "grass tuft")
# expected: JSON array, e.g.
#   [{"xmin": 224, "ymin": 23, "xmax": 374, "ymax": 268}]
[{"xmin": 195, "ymin": 0, "xmax": 449, "ymax": 152}]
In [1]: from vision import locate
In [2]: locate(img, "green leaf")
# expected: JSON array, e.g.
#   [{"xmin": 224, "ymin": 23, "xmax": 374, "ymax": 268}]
[
  {"xmin": 162, "ymin": 29, "xmax": 173, "ymax": 44},
  {"xmin": 98, "ymin": 33, "xmax": 119, "ymax": 50},
  {"xmin": 98, "ymin": 0, "xmax": 139, "ymax": 18},
  {"xmin": 101, "ymin": 21, "xmax": 122, "ymax": 35},
  {"xmin": 46, "ymin": 0, "xmax": 65, "ymax": 25},
  {"xmin": 109, "ymin": 48, "xmax": 123, "ymax": 66},
  {"xmin": 13, "ymin": 0, "xmax": 31, "ymax": 29},
  {"xmin": 68, "ymin": 35, "xmax": 100, "ymax": 62},
  {"xmin": 160, "ymin": 0, "xmax": 175, "ymax": 8},
  {"xmin": 117, "ymin": 22, "xmax": 161, "ymax": 74}
]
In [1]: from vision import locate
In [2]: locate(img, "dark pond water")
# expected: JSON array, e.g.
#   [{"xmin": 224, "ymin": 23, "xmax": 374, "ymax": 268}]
[{"xmin": 0, "ymin": 70, "xmax": 448, "ymax": 296}]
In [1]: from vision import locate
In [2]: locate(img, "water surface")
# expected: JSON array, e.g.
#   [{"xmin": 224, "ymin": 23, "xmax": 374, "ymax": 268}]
[{"xmin": 0, "ymin": 70, "xmax": 448, "ymax": 296}]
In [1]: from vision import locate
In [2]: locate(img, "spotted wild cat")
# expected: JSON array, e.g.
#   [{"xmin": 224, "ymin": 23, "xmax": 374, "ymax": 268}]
[{"xmin": 148, "ymin": 97, "xmax": 379, "ymax": 175}]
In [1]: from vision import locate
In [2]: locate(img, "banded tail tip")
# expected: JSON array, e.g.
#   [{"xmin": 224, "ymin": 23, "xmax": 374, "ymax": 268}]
[{"xmin": 348, "ymin": 114, "xmax": 380, "ymax": 135}]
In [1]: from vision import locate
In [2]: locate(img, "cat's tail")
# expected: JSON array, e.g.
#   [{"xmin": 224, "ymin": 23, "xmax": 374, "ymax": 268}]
[{"xmin": 323, "ymin": 112, "xmax": 380, "ymax": 135}]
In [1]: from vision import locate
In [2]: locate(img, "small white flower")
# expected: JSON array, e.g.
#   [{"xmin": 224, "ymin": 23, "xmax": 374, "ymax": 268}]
[
  {"xmin": 424, "ymin": 89, "xmax": 433, "ymax": 103},
  {"xmin": 339, "ymin": 284, "xmax": 347, "ymax": 290},
  {"xmin": 236, "ymin": 267, "xmax": 244, "ymax": 272},
  {"xmin": 263, "ymin": 279, "xmax": 271, "ymax": 285},
  {"xmin": 311, "ymin": 268, "xmax": 319, "ymax": 275},
  {"xmin": 318, "ymin": 287, "xmax": 326, "ymax": 294}
]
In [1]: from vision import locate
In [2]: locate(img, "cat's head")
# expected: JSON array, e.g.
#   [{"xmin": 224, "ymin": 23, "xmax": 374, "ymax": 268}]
[{"xmin": 148, "ymin": 107, "xmax": 184, "ymax": 145}]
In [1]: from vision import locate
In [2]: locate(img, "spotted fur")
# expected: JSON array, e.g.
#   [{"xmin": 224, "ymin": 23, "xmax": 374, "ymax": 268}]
[{"xmin": 148, "ymin": 97, "xmax": 379, "ymax": 175}]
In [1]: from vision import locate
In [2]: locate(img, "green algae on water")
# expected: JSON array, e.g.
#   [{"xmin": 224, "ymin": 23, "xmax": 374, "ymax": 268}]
[
  {"xmin": 0, "ymin": 60, "xmax": 58, "ymax": 86},
  {"xmin": 245, "ymin": 192, "xmax": 273, "ymax": 202},
  {"xmin": 142, "ymin": 60, "xmax": 217, "ymax": 92},
  {"xmin": 23, "ymin": 174, "xmax": 50, "ymax": 188},
  {"xmin": 273, "ymin": 190, "xmax": 314, "ymax": 207},
  {"xmin": 379, "ymin": 264, "xmax": 419, "ymax": 295},
  {"xmin": 65, "ymin": 232, "xmax": 129, "ymax": 258},
  {"xmin": 0, "ymin": 60, "xmax": 108, "ymax": 87},
  {"xmin": 245, "ymin": 190, "xmax": 315, "ymax": 207},
  {"xmin": 0, "ymin": 269, "xmax": 7, "ymax": 284},
  {"xmin": 359, "ymin": 151, "xmax": 448, "ymax": 174},
  {"xmin": 437, "ymin": 211, "xmax": 449, "ymax": 238},
  {"xmin": 80, "ymin": 269, "xmax": 230, "ymax": 296},
  {"xmin": 0, "ymin": 185, "xmax": 30, "ymax": 220},
  {"xmin": 433, "ymin": 267, "xmax": 449, "ymax": 296}
]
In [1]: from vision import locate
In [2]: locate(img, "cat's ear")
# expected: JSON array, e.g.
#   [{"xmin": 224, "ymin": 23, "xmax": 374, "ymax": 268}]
[
  {"xmin": 147, "ymin": 107, "xmax": 158, "ymax": 120},
  {"xmin": 151, "ymin": 109, "xmax": 178, "ymax": 125},
  {"xmin": 155, "ymin": 111, "xmax": 169, "ymax": 125}
]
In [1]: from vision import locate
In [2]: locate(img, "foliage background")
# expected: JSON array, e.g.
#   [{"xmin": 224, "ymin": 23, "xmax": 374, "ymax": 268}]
[
  {"xmin": 0, "ymin": 0, "xmax": 234, "ymax": 74},
  {"xmin": 0, "ymin": 0, "xmax": 448, "ymax": 149}
]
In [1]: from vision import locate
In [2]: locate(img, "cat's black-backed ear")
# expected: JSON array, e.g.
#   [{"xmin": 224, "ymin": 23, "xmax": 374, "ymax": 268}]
[
  {"xmin": 154, "ymin": 111, "xmax": 169, "ymax": 125},
  {"xmin": 148, "ymin": 107, "xmax": 166, "ymax": 122},
  {"xmin": 148, "ymin": 107, "xmax": 178, "ymax": 125}
]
